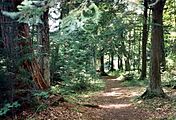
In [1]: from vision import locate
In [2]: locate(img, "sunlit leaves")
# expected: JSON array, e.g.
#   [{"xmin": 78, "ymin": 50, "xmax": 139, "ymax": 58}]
[{"xmin": 60, "ymin": 2, "xmax": 101, "ymax": 35}]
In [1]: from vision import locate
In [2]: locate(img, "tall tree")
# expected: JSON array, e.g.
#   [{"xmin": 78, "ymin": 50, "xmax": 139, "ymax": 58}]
[
  {"xmin": 100, "ymin": 49, "xmax": 107, "ymax": 76},
  {"xmin": 160, "ymin": 17, "xmax": 166, "ymax": 72},
  {"xmin": 37, "ymin": 8, "xmax": 50, "ymax": 86},
  {"xmin": 110, "ymin": 52, "xmax": 115, "ymax": 71},
  {"xmin": 118, "ymin": 55, "xmax": 123, "ymax": 70},
  {"xmin": 142, "ymin": 0, "xmax": 167, "ymax": 98},
  {"xmin": 140, "ymin": 0, "xmax": 148, "ymax": 79},
  {"xmin": 0, "ymin": 0, "xmax": 49, "ymax": 90},
  {"xmin": 0, "ymin": 0, "xmax": 19, "ymax": 76}
]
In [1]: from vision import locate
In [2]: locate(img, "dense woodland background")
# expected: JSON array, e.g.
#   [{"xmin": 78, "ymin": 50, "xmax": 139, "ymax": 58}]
[{"xmin": 0, "ymin": 0, "xmax": 176, "ymax": 119}]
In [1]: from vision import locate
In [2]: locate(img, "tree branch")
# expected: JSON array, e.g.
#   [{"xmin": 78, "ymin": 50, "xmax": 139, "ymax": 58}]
[{"xmin": 148, "ymin": 0, "xmax": 160, "ymax": 7}]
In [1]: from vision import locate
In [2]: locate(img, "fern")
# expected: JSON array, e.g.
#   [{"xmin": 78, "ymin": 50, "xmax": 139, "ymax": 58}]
[{"xmin": 0, "ymin": 101, "xmax": 20, "ymax": 116}]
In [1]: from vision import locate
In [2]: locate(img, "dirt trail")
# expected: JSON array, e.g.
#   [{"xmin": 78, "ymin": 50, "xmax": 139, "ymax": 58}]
[
  {"xmin": 5, "ymin": 76, "xmax": 176, "ymax": 120},
  {"xmin": 34, "ymin": 76, "xmax": 176, "ymax": 120},
  {"xmin": 81, "ymin": 76, "xmax": 150, "ymax": 120}
]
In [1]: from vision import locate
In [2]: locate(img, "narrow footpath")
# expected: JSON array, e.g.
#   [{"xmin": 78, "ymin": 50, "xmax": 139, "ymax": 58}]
[{"xmin": 81, "ymin": 76, "xmax": 150, "ymax": 120}]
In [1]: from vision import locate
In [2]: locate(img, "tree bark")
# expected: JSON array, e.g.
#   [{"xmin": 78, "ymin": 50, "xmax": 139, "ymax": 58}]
[
  {"xmin": 140, "ymin": 0, "xmax": 148, "ymax": 80},
  {"xmin": 37, "ymin": 9, "xmax": 50, "ymax": 86},
  {"xmin": 118, "ymin": 55, "xmax": 123, "ymax": 70},
  {"xmin": 0, "ymin": 0, "xmax": 49, "ymax": 90},
  {"xmin": 0, "ymin": 1, "xmax": 16, "ymax": 53},
  {"xmin": 142, "ymin": 0, "xmax": 167, "ymax": 98},
  {"xmin": 160, "ymin": 22, "xmax": 166, "ymax": 72},
  {"xmin": 138, "ymin": 27, "xmax": 142, "ymax": 73},
  {"xmin": 0, "ymin": 0, "xmax": 19, "ymax": 103},
  {"xmin": 100, "ymin": 49, "xmax": 107, "ymax": 76},
  {"xmin": 110, "ymin": 52, "xmax": 115, "ymax": 71},
  {"xmin": 125, "ymin": 58, "xmax": 130, "ymax": 71},
  {"xmin": 125, "ymin": 32, "xmax": 131, "ymax": 71}
]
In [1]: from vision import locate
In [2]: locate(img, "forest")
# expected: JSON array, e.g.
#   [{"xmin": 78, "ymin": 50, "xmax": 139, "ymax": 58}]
[{"xmin": 0, "ymin": 0, "xmax": 176, "ymax": 119}]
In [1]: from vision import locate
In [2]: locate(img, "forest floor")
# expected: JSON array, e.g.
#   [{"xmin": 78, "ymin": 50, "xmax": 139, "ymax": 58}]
[
  {"xmin": 76, "ymin": 76, "xmax": 176, "ymax": 120},
  {"xmin": 16, "ymin": 76, "xmax": 176, "ymax": 120}
]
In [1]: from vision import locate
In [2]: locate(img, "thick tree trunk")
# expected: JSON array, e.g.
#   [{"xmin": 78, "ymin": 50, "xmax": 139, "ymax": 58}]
[
  {"xmin": 18, "ymin": 23, "xmax": 49, "ymax": 90},
  {"xmin": 37, "ymin": 9, "xmax": 50, "ymax": 86},
  {"xmin": 0, "ymin": 0, "xmax": 49, "ymax": 90},
  {"xmin": 0, "ymin": 0, "xmax": 18, "ymax": 57},
  {"xmin": 142, "ymin": 0, "xmax": 166, "ymax": 98},
  {"xmin": 0, "ymin": 0, "xmax": 19, "ymax": 103},
  {"xmin": 160, "ymin": 24, "xmax": 166, "ymax": 72},
  {"xmin": 140, "ymin": 0, "xmax": 148, "ymax": 80}
]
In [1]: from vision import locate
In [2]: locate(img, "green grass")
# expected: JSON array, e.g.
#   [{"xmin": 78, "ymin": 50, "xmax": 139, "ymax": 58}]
[
  {"xmin": 49, "ymin": 78, "xmax": 105, "ymax": 104},
  {"xmin": 108, "ymin": 70, "xmax": 124, "ymax": 77},
  {"xmin": 121, "ymin": 79, "xmax": 148, "ymax": 87}
]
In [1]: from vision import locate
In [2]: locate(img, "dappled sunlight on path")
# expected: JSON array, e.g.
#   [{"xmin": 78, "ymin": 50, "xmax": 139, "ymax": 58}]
[
  {"xmin": 99, "ymin": 103, "xmax": 131, "ymax": 109},
  {"xmin": 82, "ymin": 76, "xmax": 150, "ymax": 120}
]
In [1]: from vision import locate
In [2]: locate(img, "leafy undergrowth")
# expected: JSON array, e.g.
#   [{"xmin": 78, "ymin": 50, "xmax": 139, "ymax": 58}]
[
  {"xmin": 1, "ymin": 78, "xmax": 105, "ymax": 120},
  {"xmin": 121, "ymin": 79, "xmax": 148, "ymax": 87},
  {"xmin": 109, "ymin": 70, "xmax": 149, "ymax": 87}
]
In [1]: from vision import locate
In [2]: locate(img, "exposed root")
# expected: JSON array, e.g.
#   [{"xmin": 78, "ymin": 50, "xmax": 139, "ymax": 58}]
[
  {"xmin": 77, "ymin": 103, "xmax": 100, "ymax": 108},
  {"xmin": 141, "ymin": 89, "xmax": 168, "ymax": 99}
]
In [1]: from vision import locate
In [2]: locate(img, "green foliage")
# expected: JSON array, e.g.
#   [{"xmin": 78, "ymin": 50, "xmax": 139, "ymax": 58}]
[
  {"xmin": 162, "ymin": 54, "xmax": 176, "ymax": 88},
  {"xmin": 0, "ymin": 101, "xmax": 20, "ymax": 116},
  {"xmin": 50, "ymin": 2, "xmax": 102, "ymax": 92},
  {"xmin": 1, "ymin": 1, "xmax": 44, "ymax": 25},
  {"xmin": 121, "ymin": 79, "xmax": 148, "ymax": 87},
  {"xmin": 121, "ymin": 71, "xmax": 148, "ymax": 87},
  {"xmin": 60, "ymin": 2, "xmax": 101, "ymax": 35},
  {"xmin": 108, "ymin": 70, "xmax": 124, "ymax": 76},
  {"xmin": 50, "ymin": 78, "xmax": 105, "ymax": 95},
  {"xmin": 34, "ymin": 91, "xmax": 49, "ymax": 99},
  {"xmin": 1, "ymin": 0, "xmax": 61, "ymax": 25},
  {"xmin": 51, "ymin": 31, "xmax": 98, "ymax": 91}
]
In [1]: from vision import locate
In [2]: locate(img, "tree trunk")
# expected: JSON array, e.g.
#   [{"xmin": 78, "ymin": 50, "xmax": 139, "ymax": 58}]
[
  {"xmin": 0, "ymin": 0, "xmax": 49, "ymax": 90},
  {"xmin": 140, "ymin": 0, "xmax": 148, "ymax": 80},
  {"xmin": 0, "ymin": 0, "xmax": 18, "ymax": 57},
  {"xmin": 110, "ymin": 52, "xmax": 115, "ymax": 71},
  {"xmin": 37, "ymin": 9, "xmax": 50, "ymax": 86},
  {"xmin": 142, "ymin": 0, "xmax": 166, "ymax": 98},
  {"xmin": 160, "ymin": 23, "xmax": 166, "ymax": 72},
  {"xmin": 126, "ymin": 32, "xmax": 131, "ymax": 71},
  {"xmin": 100, "ymin": 49, "xmax": 107, "ymax": 76},
  {"xmin": 125, "ymin": 58, "xmax": 130, "ymax": 71},
  {"xmin": 0, "ymin": 0, "xmax": 19, "ymax": 103},
  {"xmin": 132, "ymin": 28, "xmax": 136, "ymax": 70},
  {"xmin": 118, "ymin": 55, "xmax": 123, "ymax": 70},
  {"xmin": 93, "ymin": 47, "xmax": 97, "ymax": 70},
  {"xmin": 138, "ymin": 27, "xmax": 142, "ymax": 73}
]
